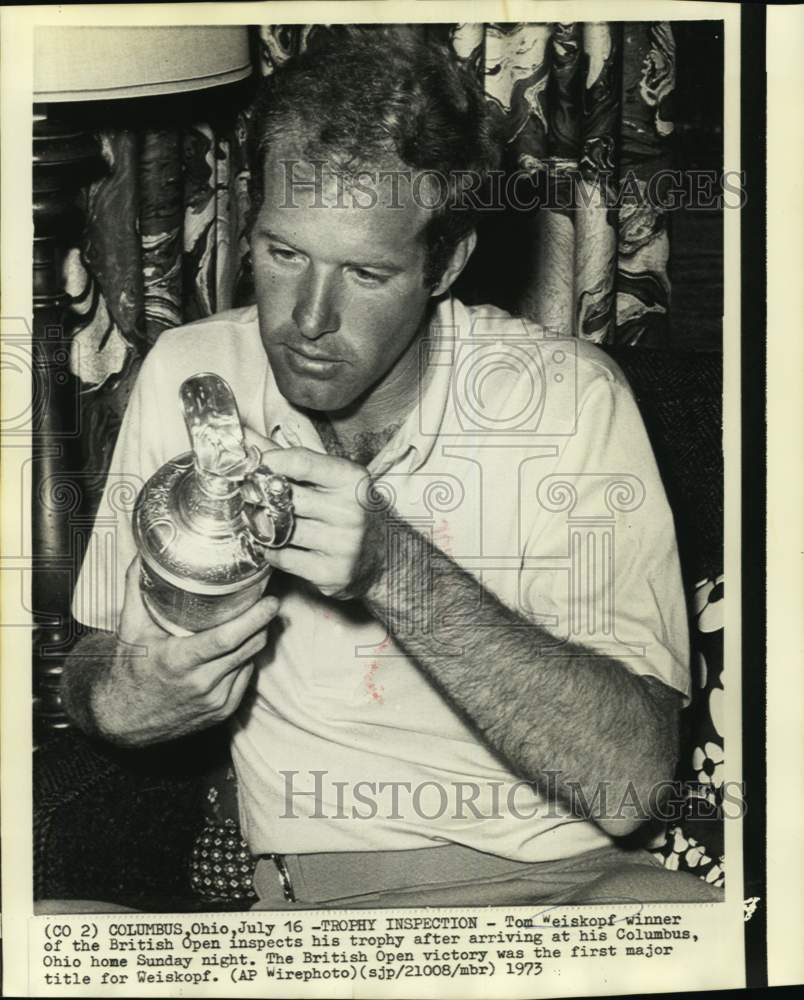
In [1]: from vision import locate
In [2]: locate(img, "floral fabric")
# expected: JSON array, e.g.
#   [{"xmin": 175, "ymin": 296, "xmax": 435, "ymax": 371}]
[{"xmin": 648, "ymin": 574, "xmax": 725, "ymax": 886}]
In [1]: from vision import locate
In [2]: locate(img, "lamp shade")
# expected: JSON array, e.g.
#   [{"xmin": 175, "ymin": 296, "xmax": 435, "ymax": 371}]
[{"xmin": 34, "ymin": 26, "xmax": 252, "ymax": 102}]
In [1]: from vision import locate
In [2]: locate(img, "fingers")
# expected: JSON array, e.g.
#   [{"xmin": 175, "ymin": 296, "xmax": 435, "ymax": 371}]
[
  {"xmin": 263, "ymin": 545, "xmax": 322, "ymax": 580},
  {"xmin": 271, "ymin": 480, "xmax": 376, "ymax": 529},
  {"xmin": 123, "ymin": 554, "xmax": 146, "ymax": 611},
  {"xmin": 279, "ymin": 481, "xmax": 337, "ymax": 520},
  {"xmin": 280, "ymin": 517, "xmax": 331, "ymax": 552},
  {"xmin": 220, "ymin": 660, "xmax": 257, "ymax": 716},
  {"xmin": 231, "ymin": 626, "xmax": 270, "ymax": 667},
  {"xmin": 191, "ymin": 626, "xmax": 267, "ymax": 700},
  {"xmin": 119, "ymin": 555, "xmax": 170, "ymax": 644},
  {"xmin": 241, "ymin": 479, "xmax": 325, "ymax": 520},
  {"xmin": 170, "ymin": 595, "xmax": 279, "ymax": 670},
  {"xmin": 260, "ymin": 446, "xmax": 358, "ymax": 488},
  {"xmin": 243, "ymin": 425, "xmax": 279, "ymax": 456},
  {"xmin": 109, "ymin": 558, "xmax": 277, "ymax": 740}
]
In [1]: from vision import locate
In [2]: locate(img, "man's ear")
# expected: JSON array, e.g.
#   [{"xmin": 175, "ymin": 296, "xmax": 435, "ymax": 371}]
[{"xmin": 430, "ymin": 229, "xmax": 478, "ymax": 297}]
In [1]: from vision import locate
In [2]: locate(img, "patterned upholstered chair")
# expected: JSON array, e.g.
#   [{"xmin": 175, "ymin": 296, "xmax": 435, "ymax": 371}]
[{"xmin": 34, "ymin": 346, "xmax": 725, "ymax": 910}]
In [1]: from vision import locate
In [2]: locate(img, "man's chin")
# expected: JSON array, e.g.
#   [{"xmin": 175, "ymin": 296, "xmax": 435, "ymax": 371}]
[{"xmin": 272, "ymin": 367, "xmax": 355, "ymax": 414}]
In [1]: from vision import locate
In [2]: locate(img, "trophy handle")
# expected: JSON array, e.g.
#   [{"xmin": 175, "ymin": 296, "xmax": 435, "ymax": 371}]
[{"xmin": 243, "ymin": 468, "xmax": 295, "ymax": 548}]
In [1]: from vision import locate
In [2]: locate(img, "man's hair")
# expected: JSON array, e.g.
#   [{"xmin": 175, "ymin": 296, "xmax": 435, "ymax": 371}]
[{"xmin": 248, "ymin": 27, "xmax": 501, "ymax": 288}]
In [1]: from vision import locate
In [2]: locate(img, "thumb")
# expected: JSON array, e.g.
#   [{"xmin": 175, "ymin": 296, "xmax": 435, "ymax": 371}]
[
  {"xmin": 243, "ymin": 425, "xmax": 281, "ymax": 459},
  {"xmin": 120, "ymin": 555, "xmax": 170, "ymax": 643}
]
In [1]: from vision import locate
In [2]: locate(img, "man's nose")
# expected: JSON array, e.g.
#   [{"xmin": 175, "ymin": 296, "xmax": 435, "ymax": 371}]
[{"xmin": 292, "ymin": 268, "xmax": 341, "ymax": 340}]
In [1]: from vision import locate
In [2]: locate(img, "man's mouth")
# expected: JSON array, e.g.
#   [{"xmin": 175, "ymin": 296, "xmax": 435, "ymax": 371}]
[{"xmin": 283, "ymin": 344, "xmax": 345, "ymax": 377}]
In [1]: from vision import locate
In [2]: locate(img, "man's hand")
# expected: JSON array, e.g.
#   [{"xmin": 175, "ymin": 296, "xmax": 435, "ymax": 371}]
[
  {"xmin": 90, "ymin": 556, "xmax": 279, "ymax": 746},
  {"xmin": 245, "ymin": 432, "xmax": 386, "ymax": 601}
]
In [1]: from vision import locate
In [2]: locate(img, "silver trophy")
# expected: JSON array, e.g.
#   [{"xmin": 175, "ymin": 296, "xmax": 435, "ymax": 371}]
[{"xmin": 133, "ymin": 373, "xmax": 294, "ymax": 635}]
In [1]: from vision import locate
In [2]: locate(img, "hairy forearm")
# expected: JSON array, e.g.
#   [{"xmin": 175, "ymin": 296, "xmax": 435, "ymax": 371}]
[
  {"xmin": 60, "ymin": 630, "xmax": 122, "ymax": 740},
  {"xmin": 364, "ymin": 516, "xmax": 681, "ymax": 835},
  {"xmin": 62, "ymin": 631, "xmax": 163, "ymax": 749}
]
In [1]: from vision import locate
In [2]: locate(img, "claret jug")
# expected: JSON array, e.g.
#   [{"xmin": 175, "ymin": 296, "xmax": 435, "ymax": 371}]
[{"xmin": 133, "ymin": 373, "xmax": 294, "ymax": 634}]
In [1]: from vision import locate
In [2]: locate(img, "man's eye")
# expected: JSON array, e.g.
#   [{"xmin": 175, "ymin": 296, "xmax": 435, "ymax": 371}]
[
  {"xmin": 351, "ymin": 267, "xmax": 386, "ymax": 285},
  {"xmin": 270, "ymin": 248, "xmax": 301, "ymax": 263}
]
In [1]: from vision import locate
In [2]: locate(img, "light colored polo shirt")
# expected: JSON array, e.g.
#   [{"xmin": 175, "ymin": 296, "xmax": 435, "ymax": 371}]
[{"xmin": 72, "ymin": 296, "xmax": 690, "ymax": 862}]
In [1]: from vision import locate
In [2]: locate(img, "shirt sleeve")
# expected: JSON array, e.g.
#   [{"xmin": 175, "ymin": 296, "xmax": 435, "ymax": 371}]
[{"xmin": 518, "ymin": 366, "xmax": 691, "ymax": 704}]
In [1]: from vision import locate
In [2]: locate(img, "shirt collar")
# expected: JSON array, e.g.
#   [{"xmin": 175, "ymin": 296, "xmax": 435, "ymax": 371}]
[
  {"xmin": 262, "ymin": 373, "xmax": 326, "ymax": 454},
  {"xmin": 368, "ymin": 294, "xmax": 460, "ymax": 476}
]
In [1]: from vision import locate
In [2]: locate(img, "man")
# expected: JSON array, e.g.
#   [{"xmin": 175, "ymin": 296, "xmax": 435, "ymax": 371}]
[{"xmin": 64, "ymin": 30, "xmax": 720, "ymax": 907}]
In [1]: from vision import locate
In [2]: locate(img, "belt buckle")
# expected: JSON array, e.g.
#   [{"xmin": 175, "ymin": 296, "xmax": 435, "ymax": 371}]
[{"xmin": 269, "ymin": 853, "xmax": 296, "ymax": 903}]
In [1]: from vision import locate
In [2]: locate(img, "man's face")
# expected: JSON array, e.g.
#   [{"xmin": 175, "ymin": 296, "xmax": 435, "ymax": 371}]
[{"xmin": 251, "ymin": 154, "xmax": 438, "ymax": 414}]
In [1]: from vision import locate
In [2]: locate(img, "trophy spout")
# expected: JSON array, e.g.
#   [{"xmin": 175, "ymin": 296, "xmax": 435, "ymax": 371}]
[{"xmin": 179, "ymin": 373, "xmax": 252, "ymax": 482}]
